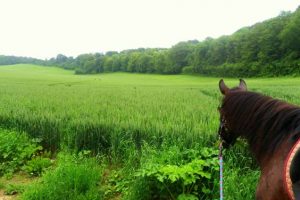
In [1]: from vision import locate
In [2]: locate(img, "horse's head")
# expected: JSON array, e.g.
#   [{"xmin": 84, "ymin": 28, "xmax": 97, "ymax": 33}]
[{"xmin": 218, "ymin": 79, "xmax": 247, "ymax": 148}]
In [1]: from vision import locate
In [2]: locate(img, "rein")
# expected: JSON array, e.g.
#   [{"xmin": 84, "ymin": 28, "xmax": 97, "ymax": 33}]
[
  {"xmin": 218, "ymin": 114, "xmax": 225, "ymax": 200},
  {"xmin": 219, "ymin": 138, "xmax": 224, "ymax": 200}
]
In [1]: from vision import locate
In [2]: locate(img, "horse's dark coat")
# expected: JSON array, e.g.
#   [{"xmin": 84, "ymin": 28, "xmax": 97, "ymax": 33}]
[{"xmin": 218, "ymin": 79, "xmax": 300, "ymax": 200}]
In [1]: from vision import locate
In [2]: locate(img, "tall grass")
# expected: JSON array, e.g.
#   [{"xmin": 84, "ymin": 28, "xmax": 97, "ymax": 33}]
[
  {"xmin": 0, "ymin": 65, "xmax": 221, "ymax": 154},
  {"xmin": 21, "ymin": 153, "xmax": 103, "ymax": 200}
]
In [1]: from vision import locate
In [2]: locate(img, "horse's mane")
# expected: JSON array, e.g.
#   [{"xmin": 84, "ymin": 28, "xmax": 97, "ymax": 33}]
[{"xmin": 221, "ymin": 91, "xmax": 300, "ymax": 159}]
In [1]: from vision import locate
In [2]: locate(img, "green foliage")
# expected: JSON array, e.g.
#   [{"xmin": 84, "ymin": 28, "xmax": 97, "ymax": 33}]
[
  {"xmin": 21, "ymin": 153, "xmax": 103, "ymax": 200},
  {"xmin": 223, "ymin": 168, "xmax": 259, "ymax": 200},
  {"xmin": 0, "ymin": 55, "xmax": 43, "ymax": 65},
  {"xmin": 102, "ymin": 169, "xmax": 131, "ymax": 199},
  {"xmin": 22, "ymin": 156, "xmax": 52, "ymax": 176},
  {"xmin": 4, "ymin": 183, "xmax": 25, "ymax": 195},
  {"xmin": 169, "ymin": 41, "xmax": 198, "ymax": 73},
  {"xmin": 127, "ymin": 147, "xmax": 218, "ymax": 200},
  {"xmin": 222, "ymin": 141, "xmax": 260, "ymax": 199},
  {"xmin": 0, "ymin": 128, "xmax": 43, "ymax": 176},
  {"xmin": 182, "ymin": 66, "xmax": 195, "ymax": 74},
  {"xmin": 280, "ymin": 8, "xmax": 300, "ymax": 54},
  {"xmin": 177, "ymin": 194, "xmax": 199, "ymax": 200},
  {"xmin": 0, "ymin": 181, "xmax": 4, "ymax": 189}
]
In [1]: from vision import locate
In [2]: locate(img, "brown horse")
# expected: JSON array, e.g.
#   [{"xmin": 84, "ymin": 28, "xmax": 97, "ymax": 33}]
[{"xmin": 218, "ymin": 79, "xmax": 300, "ymax": 200}]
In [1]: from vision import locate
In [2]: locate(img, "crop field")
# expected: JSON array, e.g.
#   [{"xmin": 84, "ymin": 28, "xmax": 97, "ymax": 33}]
[{"xmin": 1, "ymin": 64, "xmax": 300, "ymax": 199}]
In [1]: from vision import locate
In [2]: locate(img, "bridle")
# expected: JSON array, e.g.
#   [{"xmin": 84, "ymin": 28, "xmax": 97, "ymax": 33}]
[
  {"xmin": 218, "ymin": 106, "xmax": 230, "ymax": 146},
  {"xmin": 218, "ymin": 114, "xmax": 226, "ymax": 142}
]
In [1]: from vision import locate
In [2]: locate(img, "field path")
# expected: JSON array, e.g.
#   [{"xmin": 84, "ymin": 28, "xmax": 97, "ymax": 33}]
[{"xmin": 0, "ymin": 192, "xmax": 14, "ymax": 200}]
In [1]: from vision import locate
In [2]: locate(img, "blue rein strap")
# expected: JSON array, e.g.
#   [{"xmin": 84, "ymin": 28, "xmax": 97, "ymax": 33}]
[
  {"xmin": 218, "ymin": 106, "xmax": 225, "ymax": 200},
  {"xmin": 219, "ymin": 139, "xmax": 224, "ymax": 200}
]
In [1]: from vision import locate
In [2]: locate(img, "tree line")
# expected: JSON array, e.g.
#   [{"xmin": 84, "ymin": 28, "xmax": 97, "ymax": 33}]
[
  {"xmin": 0, "ymin": 55, "xmax": 43, "ymax": 66},
  {"xmin": 1, "ymin": 6, "xmax": 300, "ymax": 77}
]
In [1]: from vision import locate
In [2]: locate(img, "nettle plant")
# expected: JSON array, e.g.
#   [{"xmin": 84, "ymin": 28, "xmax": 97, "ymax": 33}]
[
  {"xmin": 22, "ymin": 156, "xmax": 52, "ymax": 177},
  {"xmin": 133, "ymin": 146, "xmax": 219, "ymax": 200}
]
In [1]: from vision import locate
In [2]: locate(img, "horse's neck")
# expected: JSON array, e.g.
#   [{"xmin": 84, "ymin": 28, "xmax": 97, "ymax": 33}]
[{"xmin": 250, "ymin": 137, "xmax": 294, "ymax": 169}]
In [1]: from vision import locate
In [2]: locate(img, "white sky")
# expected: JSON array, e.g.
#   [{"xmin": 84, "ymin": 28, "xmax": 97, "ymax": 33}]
[{"xmin": 0, "ymin": 0, "xmax": 299, "ymax": 59}]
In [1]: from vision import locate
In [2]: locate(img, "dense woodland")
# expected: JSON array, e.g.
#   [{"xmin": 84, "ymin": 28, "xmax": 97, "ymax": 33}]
[
  {"xmin": 0, "ymin": 55, "xmax": 42, "ymax": 66},
  {"xmin": 1, "ymin": 7, "xmax": 300, "ymax": 77}
]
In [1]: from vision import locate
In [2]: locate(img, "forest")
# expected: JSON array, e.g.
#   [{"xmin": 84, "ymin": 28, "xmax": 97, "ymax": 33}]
[{"xmin": 1, "ymin": 7, "xmax": 299, "ymax": 77}]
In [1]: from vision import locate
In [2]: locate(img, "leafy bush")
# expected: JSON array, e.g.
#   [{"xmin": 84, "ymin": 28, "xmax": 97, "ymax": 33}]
[
  {"xmin": 21, "ymin": 153, "xmax": 103, "ymax": 200},
  {"xmin": 102, "ymin": 169, "xmax": 131, "ymax": 199},
  {"xmin": 4, "ymin": 184, "xmax": 25, "ymax": 195},
  {"xmin": 22, "ymin": 156, "xmax": 52, "ymax": 176},
  {"xmin": 126, "ymin": 146, "xmax": 218, "ymax": 200},
  {"xmin": 0, "ymin": 128, "xmax": 42, "ymax": 176}
]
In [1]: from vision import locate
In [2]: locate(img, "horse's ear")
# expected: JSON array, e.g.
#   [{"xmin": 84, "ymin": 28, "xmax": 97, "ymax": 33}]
[
  {"xmin": 219, "ymin": 79, "xmax": 229, "ymax": 95},
  {"xmin": 239, "ymin": 79, "xmax": 247, "ymax": 91}
]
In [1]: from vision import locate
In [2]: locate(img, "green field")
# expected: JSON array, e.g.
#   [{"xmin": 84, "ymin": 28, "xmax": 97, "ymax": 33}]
[
  {"xmin": 0, "ymin": 64, "xmax": 223, "ymax": 151},
  {"xmin": 1, "ymin": 64, "xmax": 300, "ymax": 199}
]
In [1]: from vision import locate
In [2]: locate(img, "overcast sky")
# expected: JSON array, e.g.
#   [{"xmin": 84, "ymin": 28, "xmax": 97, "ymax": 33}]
[{"xmin": 0, "ymin": 0, "xmax": 299, "ymax": 59}]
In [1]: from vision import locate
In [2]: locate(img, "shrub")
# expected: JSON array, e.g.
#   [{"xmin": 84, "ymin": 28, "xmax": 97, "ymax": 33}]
[
  {"xmin": 0, "ymin": 128, "xmax": 42, "ymax": 176},
  {"xmin": 102, "ymin": 169, "xmax": 131, "ymax": 199},
  {"xmin": 22, "ymin": 156, "xmax": 52, "ymax": 176},
  {"xmin": 126, "ymin": 146, "xmax": 219, "ymax": 200},
  {"xmin": 4, "ymin": 184, "xmax": 25, "ymax": 195}
]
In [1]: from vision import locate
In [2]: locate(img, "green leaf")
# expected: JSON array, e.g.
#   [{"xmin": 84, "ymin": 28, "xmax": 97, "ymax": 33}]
[{"xmin": 177, "ymin": 193, "xmax": 198, "ymax": 200}]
